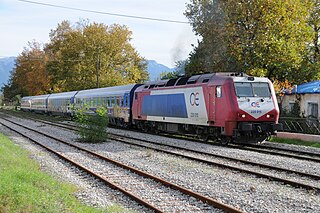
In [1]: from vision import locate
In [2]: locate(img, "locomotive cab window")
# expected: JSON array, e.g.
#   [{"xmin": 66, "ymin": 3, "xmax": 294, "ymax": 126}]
[
  {"xmin": 234, "ymin": 82, "xmax": 253, "ymax": 97},
  {"xmin": 252, "ymin": 83, "xmax": 271, "ymax": 97},
  {"xmin": 235, "ymin": 82, "xmax": 271, "ymax": 97}
]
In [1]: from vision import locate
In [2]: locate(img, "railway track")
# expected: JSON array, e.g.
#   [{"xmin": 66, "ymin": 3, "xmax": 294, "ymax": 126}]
[
  {"xmin": 107, "ymin": 135, "xmax": 320, "ymax": 192},
  {"xmin": 229, "ymin": 144, "xmax": 320, "ymax": 163},
  {"xmin": 0, "ymin": 116, "xmax": 243, "ymax": 213},
  {"xmin": 2, "ymin": 109, "xmax": 320, "ymax": 163},
  {"xmin": 2, "ymin": 115, "xmax": 320, "ymax": 194},
  {"xmin": 26, "ymin": 114, "xmax": 320, "ymax": 164}
]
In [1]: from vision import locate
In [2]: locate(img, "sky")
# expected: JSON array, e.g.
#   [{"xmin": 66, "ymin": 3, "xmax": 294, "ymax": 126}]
[{"xmin": 0, "ymin": 0, "xmax": 199, "ymax": 68}]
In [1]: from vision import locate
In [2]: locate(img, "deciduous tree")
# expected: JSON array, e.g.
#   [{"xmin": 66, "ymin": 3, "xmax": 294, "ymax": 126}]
[
  {"xmin": 46, "ymin": 20, "xmax": 148, "ymax": 92},
  {"xmin": 184, "ymin": 0, "xmax": 237, "ymax": 75},
  {"xmin": 184, "ymin": 0, "xmax": 319, "ymax": 84},
  {"xmin": 2, "ymin": 41, "xmax": 50, "ymax": 97}
]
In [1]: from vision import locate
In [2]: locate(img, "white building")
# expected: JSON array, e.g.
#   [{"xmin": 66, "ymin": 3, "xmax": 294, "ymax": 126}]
[{"xmin": 281, "ymin": 81, "xmax": 320, "ymax": 119}]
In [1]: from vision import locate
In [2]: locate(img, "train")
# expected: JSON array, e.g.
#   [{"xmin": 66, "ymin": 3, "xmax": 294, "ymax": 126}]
[{"xmin": 20, "ymin": 73, "xmax": 283, "ymax": 144}]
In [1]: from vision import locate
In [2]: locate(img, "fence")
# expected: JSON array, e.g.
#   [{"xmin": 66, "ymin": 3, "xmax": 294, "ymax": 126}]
[{"xmin": 279, "ymin": 117, "xmax": 320, "ymax": 135}]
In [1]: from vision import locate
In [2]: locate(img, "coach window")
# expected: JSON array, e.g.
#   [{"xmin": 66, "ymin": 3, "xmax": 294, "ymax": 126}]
[
  {"xmin": 118, "ymin": 96, "xmax": 122, "ymax": 107},
  {"xmin": 119, "ymin": 96, "xmax": 123, "ymax": 107},
  {"xmin": 107, "ymin": 97, "xmax": 110, "ymax": 107},
  {"xmin": 112, "ymin": 96, "xmax": 115, "ymax": 106},
  {"xmin": 216, "ymin": 86, "xmax": 222, "ymax": 98},
  {"xmin": 115, "ymin": 96, "xmax": 118, "ymax": 106},
  {"xmin": 124, "ymin": 95, "xmax": 127, "ymax": 107}
]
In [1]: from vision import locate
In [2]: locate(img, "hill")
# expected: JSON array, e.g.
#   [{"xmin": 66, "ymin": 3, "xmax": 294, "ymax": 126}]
[
  {"xmin": 0, "ymin": 57, "xmax": 15, "ymax": 87},
  {"xmin": 147, "ymin": 60, "xmax": 174, "ymax": 81}
]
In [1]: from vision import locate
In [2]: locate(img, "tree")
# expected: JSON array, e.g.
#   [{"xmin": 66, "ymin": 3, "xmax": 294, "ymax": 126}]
[
  {"xmin": 184, "ymin": 0, "xmax": 238, "ymax": 75},
  {"xmin": 301, "ymin": 0, "xmax": 320, "ymax": 83},
  {"xmin": 309, "ymin": 0, "xmax": 320, "ymax": 62},
  {"xmin": 224, "ymin": 0, "xmax": 313, "ymax": 83},
  {"xmin": 46, "ymin": 20, "xmax": 148, "ymax": 92},
  {"xmin": 184, "ymin": 0, "xmax": 319, "ymax": 84},
  {"xmin": 2, "ymin": 41, "xmax": 50, "ymax": 98}
]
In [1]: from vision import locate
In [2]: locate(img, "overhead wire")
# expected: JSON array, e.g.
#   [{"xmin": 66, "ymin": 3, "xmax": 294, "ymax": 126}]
[{"xmin": 17, "ymin": 0, "xmax": 189, "ymax": 24}]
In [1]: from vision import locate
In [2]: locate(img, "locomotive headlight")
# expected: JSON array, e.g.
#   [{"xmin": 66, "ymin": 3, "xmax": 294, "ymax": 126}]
[
  {"xmin": 266, "ymin": 114, "xmax": 270, "ymax": 118},
  {"xmin": 241, "ymin": 114, "xmax": 246, "ymax": 118}
]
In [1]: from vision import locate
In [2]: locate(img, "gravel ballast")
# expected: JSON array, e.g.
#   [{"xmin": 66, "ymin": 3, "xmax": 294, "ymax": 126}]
[{"xmin": 1, "ymin": 116, "xmax": 320, "ymax": 212}]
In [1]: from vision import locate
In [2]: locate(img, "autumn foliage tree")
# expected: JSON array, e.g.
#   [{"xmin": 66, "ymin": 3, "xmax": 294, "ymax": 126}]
[
  {"xmin": 2, "ymin": 41, "xmax": 50, "ymax": 99},
  {"xmin": 46, "ymin": 20, "xmax": 148, "ymax": 92}
]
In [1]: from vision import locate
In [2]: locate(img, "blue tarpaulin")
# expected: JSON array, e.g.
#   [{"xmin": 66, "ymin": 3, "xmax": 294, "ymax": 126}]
[{"xmin": 285, "ymin": 81, "xmax": 320, "ymax": 94}]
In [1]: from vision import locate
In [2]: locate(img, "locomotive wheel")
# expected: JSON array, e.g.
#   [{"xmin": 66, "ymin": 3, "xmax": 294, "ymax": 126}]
[
  {"xmin": 153, "ymin": 128, "xmax": 160, "ymax": 135},
  {"xmin": 219, "ymin": 137, "xmax": 231, "ymax": 145},
  {"xmin": 199, "ymin": 134, "xmax": 209, "ymax": 142}
]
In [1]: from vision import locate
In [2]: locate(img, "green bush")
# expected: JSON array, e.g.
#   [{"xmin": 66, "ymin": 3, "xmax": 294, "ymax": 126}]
[{"xmin": 74, "ymin": 106, "xmax": 109, "ymax": 143}]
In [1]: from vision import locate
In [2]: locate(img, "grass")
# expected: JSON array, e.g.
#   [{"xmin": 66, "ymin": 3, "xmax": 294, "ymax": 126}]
[
  {"xmin": 0, "ymin": 132, "xmax": 129, "ymax": 213},
  {"xmin": 269, "ymin": 137, "xmax": 320, "ymax": 148}
]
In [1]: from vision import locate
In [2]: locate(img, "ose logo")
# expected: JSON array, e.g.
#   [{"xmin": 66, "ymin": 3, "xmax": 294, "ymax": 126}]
[
  {"xmin": 251, "ymin": 102, "xmax": 260, "ymax": 108},
  {"xmin": 190, "ymin": 92, "xmax": 200, "ymax": 106}
]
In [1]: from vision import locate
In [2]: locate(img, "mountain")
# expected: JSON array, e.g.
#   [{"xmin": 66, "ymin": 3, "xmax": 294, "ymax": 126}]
[
  {"xmin": 0, "ymin": 58, "xmax": 169, "ymax": 89},
  {"xmin": 0, "ymin": 57, "xmax": 15, "ymax": 87},
  {"xmin": 147, "ymin": 60, "xmax": 175, "ymax": 81}
]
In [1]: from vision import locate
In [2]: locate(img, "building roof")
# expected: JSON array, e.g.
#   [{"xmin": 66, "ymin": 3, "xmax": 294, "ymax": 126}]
[{"xmin": 286, "ymin": 80, "xmax": 320, "ymax": 94}]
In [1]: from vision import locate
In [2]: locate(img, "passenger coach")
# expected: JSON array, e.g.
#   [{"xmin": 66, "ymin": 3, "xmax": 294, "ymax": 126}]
[{"xmin": 73, "ymin": 84, "xmax": 141, "ymax": 126}]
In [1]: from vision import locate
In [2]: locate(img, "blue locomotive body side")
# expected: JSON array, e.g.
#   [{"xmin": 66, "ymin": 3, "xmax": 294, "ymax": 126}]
[{"xmin": 141, "ymin": 94, "xmax": 188, "ymax": 118}]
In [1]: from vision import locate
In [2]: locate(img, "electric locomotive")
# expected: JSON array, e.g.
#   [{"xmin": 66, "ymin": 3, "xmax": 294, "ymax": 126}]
[{"xmin": 132, "ymin": 73, "xmax": 282, "ymax": 143}]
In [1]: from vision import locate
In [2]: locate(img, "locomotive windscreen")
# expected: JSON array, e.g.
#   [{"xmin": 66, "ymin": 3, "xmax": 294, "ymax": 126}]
[{"xmin": 234, "ymin": 82, "xmax": 271, "ymax": 97}]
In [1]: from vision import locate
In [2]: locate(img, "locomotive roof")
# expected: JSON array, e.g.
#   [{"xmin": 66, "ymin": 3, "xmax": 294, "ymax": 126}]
[{"xmin": 141, "ymin": 72, "xmax": 254, "ymax": 90}]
